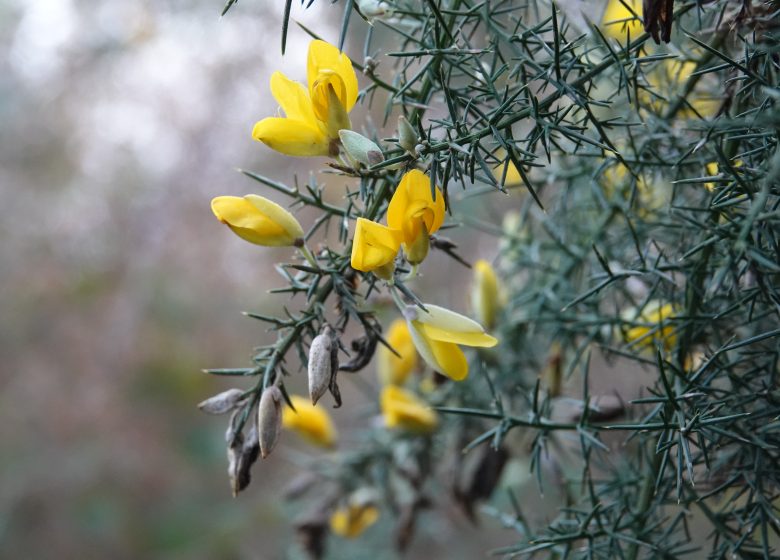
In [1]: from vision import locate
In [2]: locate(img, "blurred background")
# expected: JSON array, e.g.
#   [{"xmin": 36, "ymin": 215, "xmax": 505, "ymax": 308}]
[{"xmin": 0, "ymin": 1, "xmax": 511, "ymax": 557}]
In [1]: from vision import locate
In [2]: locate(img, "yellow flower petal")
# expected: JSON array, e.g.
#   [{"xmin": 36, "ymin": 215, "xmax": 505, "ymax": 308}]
[
  {"xmin": 386, "ymin": 170, "xmax": 446, "ymax": 247},
  {"xmin": 417, "ymin": 322, "xmax": 498, "ymax": 348},
  {"xmin": 622, "ymin": 300, "xmax": 680, "ymax": 352},
  {"xmin": 282, "ymin": 395, "xmax": 338, "ymax": 447},
  {"xmin": 412, "ymin": 303, "xmax": 486, "ymax": 335},
  {"xmin": 378, "ymin": 319, "xmax": 418, "ymax": 385},
  {"xmin": 427, "ymin": 338, "xmax": 468, "ymax": 381},
  {"xmin": 330, "ymin": 504, "xmax": 379, "ymax": 538},
  {"xmin": 307, "ymin": 39, "xmax": 358, "ymax": 112},
  {"xmin": 601, "ymin": 0, "xmax": 642, "ymax": 42},
  {"xmin": 269, "ymin": 71, "xmax": 321, "ymax": 127},
  {"xmin": 350, "ymin": 218, "xmax": 402, "ymax": 273},
  {"xmin": 402, "ymin": 303, "xmax": 498, "ymax": 381},
  {"xmin": 380, "ymin": 385, "xmax": 439, "ymax": 433},
  {"xmin": 252, "ymin": 117, "xmax": 332, "ymax": 157},
  {"xmin": 211, "ymin": 195, "xmax": 304, "ymax": 247}
]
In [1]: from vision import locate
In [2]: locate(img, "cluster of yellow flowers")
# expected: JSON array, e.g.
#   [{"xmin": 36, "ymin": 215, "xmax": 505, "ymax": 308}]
[
  {"xmin": 208, "ymin": 39, "xmax": 505, "ymax": 519},
  {"xmin": 351, "ymin": 169, "xmax": 445, "ymax": 276}
]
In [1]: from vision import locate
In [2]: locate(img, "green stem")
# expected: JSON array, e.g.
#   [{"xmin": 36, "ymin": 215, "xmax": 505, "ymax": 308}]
[{"xmin": 298, "ymin": 243, "xmax": 321, "ymax": 271}]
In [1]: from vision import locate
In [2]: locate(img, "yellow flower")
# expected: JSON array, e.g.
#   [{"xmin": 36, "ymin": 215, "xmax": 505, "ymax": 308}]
[
  {"xmin": 600, "ymin": 161, "xmax": 669, "ymax": 217},
  {"xmin": 330, "ymin": 503, "xmax": 380, "ymax": 538},
  {"xmin": 350, "ymin": 218, "xmax": 403, "ymax": 279},
  {"xmin": 622, "ymin": 300, "xmax": 680, "ymax": 352},
  {"xmin": 643, "ymin": 59, "xmax": 720, "ymax": 119},
  {"xmin": 378, "ymin": 319, "xmax": 418, "ymax": 385},
  {"xmin": 704, "ymin": 160, "xmax": 743, "ymax": 191},
  {"xmin": 492, "ymin": 151, "xmax": 523, "ymax": 187},
  {"xmin": 471, "ymin": 260, "xmax": 501, "ymax": 329},
  {"xmin": 404, "ymin": 304, "xmax": 498, "ymax": 381},
  {"xmin": 282, "ymin": 395, "xmax": 337, "ymax": 447},
  {"xmin": 380, "ymin": 385, "xmax": 438, "ymax": 433},
  {"xmin": 601, "ymin": 0, "xmax": 642, "ymax": 42},
  {"xmin": 252, "ymin": 40, "xmax": 358, "ymax": 157},
  {"xmin": 211, "ymin": 195, "xmax": 304, "ymax": 247},
  {"xmin": 387, "ymin": 170, "xmax": 446, "ymax": 264}
]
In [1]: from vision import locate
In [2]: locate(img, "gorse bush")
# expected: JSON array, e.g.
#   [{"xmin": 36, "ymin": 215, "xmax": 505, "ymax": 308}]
[{"xmin": 198, "ymin": 0, "xmax": 780, "ymax": 557}]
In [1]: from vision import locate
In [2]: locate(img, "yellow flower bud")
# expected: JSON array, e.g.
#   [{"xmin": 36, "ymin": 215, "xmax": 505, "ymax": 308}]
[
  {"xmin": 350, "ymin": 218, "xmax": 403, "ymax": 277},
  {"xmin": 404, "ymin": 304, "xmax": 498, "ymax": 381},
  {"xmin": 282, "ymin": 395, "xmax": 338, "ymax": 448},
  {"xmin": 330, "ymin": 502, "xmax": 380, "ymax": 538},
  {"xmin": 380, "ymin": 385, "xmax": 438, "ymax": 433},
  {"xmin": 211, "ymin": 194, "xmax": 304, "ymax": 247},
  {"xmin": 387, "ymin": 170, "xmax": 445, "ymax": 265},
  {"xmin": 471, "ymin": 260, "xmax": 501, "ymax": 329},
  {"xmin": 622, "ymin": 300, "xmax": 680, "ymax": 352},
  {"xmin": 378, "ymin": 319, "xmax": 418, "ymax": 385},
  {"xmin": 252, "ymin": 40, "xmax": 358, "ymax": 158}
]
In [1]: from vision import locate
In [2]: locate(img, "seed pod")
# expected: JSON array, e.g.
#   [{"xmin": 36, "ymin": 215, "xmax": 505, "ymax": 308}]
[
  {"xmin": 257, "ymin": 386, "xmax": 283, "ymax": 458},
  {"xmin": 198, "ymin": 388, "xmax": 245, "ymax": 415},
  {"xmin": 453, "ymin": 444, "xmax": 509, "ymax": 522},
  {"xmin": 308, "ymin": 326, "xmax": 338, "ymax": 406}
]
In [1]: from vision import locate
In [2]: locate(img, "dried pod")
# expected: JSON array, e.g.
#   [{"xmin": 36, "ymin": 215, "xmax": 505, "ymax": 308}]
[
  {"xmin": 198, "ymin": 388, "xmax": 246, "ymax": 415},
  {"xmin": 228, "ymin": 425, "xmax": 260, "ymax": 497},
  {"xmin": 339, "ymin": 331, "xmax": 378, "ymax": 373},
  {"xmin": 643, "ymin": 0, "xmax": 674, "ymax": 44},
  {"xmin": 295, "ymin": 506, "xmax": 331, "ymax": 560},
  {"xmin": 453, "ymin": 444, "xmax": 509, "ymax": 522},
  {"xmin": 568, "ymin": 394, "xmax": 625, "ymax": 423},
  {"xmin": 308, "ymin": 326, "xmax": 338, "ymax": 405},
  {"xmin": 395, "ymin": 497, "xmax": 429, "ymax": 552},
  {"xmin": 226, "ymin": 431, "xmax": 246, "ymax": 497},
  {"xmin": 257, "ymin": 386, "xmax": 283, "ymax": 458}
]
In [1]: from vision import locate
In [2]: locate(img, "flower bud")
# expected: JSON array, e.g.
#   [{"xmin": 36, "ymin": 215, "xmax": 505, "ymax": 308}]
[
  {"xmin": 470, "ymin": 260, "xmax": 500, "ymax": 329},
  {"xmin": 198, "ymin": 388, "xmax": 246, "ymax": 415},
  {"xmin": 308, "ymin": 326, "xmax": 338, "ymax": 405},
  {"xmin": 358, "ymin": 0, "xmax": 392, "ymax": 21},
  {"xmin": 257, "ymin": 386, "xmax": 283, "ymax": 458},
  {"xmin": 211, "ymin": 194, "xmax": 304, "ymax": 247},
  {"xmin": 397, "ymin": 115, "xmax": 418, "ymax": 154},
  {"xmin": 339, "ymin": 129, "xmax": 384, "ymax": 167}
]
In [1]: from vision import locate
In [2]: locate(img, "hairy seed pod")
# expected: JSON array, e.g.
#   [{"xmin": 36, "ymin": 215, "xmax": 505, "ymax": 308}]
[
  {"xmin": 198, "ymin": 388, "xmax": 245, "ymax": 415},
  {"xmin": 309, "ymin": 326, "xmax": 338, "ymax": 405},
  {"xmin": 257, "ymin": 386, "xmax": 283, "ymax": 458}
]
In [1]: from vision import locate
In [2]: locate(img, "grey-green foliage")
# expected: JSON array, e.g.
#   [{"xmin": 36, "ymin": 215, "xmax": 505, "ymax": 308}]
[{"xmin": 214, "ymin": 0, "xmax": 780, "ymax": 557}]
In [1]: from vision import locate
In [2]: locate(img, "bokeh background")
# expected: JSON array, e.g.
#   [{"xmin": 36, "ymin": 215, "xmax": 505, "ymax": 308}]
[{"xmin": 0, "ymin": 1, "xmax": 513, "ymax": 557}]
